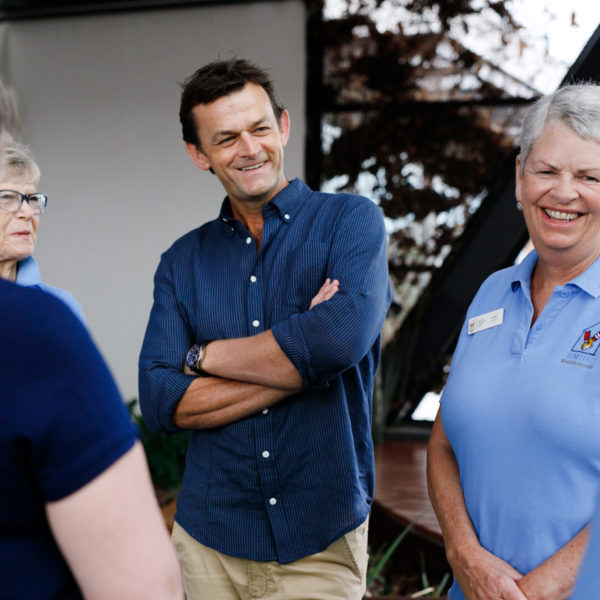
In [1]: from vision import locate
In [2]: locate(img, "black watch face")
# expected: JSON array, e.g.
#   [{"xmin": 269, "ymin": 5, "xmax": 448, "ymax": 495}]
[{"xmin": 186, "ymin": 345, "xmax": 201, "ymax": 369}]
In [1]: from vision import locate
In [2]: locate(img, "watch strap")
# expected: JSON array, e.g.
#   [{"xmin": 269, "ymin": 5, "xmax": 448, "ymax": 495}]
[{"xmin": 189, "ymin": 340, "xmax": 213, "ymax": 375}]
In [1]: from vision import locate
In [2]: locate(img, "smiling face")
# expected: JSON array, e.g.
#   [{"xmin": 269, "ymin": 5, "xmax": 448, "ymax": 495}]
[
  {"xmin": 516, "ymin": 122, "xmax": 600, "ymax": 275},
  {"xmin": 185, "ymin": 82, "xmax": 290, "ymax": 213},
  {"xmin": 0, "ymin": 177, "xmax": 39, "ymax": 281}
]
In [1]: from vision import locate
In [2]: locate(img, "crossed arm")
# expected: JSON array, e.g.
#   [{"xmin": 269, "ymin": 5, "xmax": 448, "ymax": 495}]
[
  {"xmin": 427, "ymin": 413, "xmax": 589, "ymax": 600},
  {"xmin": 172, "ymin": 278, "xmax": 339, "ymax": 429}
]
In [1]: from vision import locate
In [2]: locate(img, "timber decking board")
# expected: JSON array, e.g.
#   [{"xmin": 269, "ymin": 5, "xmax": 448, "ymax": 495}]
[{"xmin": 373, "ymin": 439, "xmax": 443, "ymax": 544}]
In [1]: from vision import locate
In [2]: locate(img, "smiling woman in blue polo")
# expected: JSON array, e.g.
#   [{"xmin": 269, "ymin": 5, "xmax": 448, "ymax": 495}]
[{"xmin": 428, "ymin": 83, "xmax": 600, "ymax": 600}]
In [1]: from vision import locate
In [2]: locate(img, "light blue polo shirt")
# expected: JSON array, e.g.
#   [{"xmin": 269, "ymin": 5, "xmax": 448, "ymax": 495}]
[
  {"xmin": 441, "ymin": 250, "xmax": 600, "ymax": 600},
  {"xmin": 572, "ymin": 491, "xmax": 600, "ymax": 599},
  {"xmin": 16, "ymin": 256, "xmax": 85, "ymax": 324}
]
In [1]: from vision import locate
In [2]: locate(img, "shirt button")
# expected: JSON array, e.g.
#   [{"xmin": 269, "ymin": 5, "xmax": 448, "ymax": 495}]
[
  {"xmin": 246, "ymin": 237, "xmax": 252, "ymax": 245},
  {"xmin": 560, "ymin": 290, "xmax": 569, "ymax": 298},
  {"xmin": 262, "ymin": 408, "xmax": 269, "ymax": 414},
  {"xmin": 252, "ymin": 320, "xmax": 260, "ymax": 327},
  {"xmin": 250, "ymin": 275, "xmax": 257, "ymax": 283},
  {"xmin": 262, "ymin": 450, "xmax": 270, "ymax": 458},
  {"xmin": 269, "ymin": 498, "xmax": 277, "ymax": 506},
  {"xmin": 284, "ymin": 214, "xmax": 290, "ymax": 221}
]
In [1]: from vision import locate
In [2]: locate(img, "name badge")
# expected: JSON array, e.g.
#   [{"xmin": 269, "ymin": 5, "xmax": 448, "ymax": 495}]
[{"xmin": 468, "ymin": 308, "xmax": 504, "ymax": 335}]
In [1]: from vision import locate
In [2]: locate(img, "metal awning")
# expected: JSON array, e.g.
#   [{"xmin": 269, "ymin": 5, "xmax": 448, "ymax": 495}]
[{"xmin": 0, "ymin": 0, "xmax": 260, "ymax": 20}]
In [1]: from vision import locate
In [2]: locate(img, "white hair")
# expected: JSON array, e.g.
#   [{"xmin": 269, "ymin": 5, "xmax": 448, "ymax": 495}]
[{"xmin": 519, "ymin": 82, "xmax": 600, "ymax": 173}]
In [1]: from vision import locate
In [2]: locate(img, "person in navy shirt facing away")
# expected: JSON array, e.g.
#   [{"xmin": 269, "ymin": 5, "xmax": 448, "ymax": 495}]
[
  {"xmin": 139, "ymin": 58, "xmax": 391, "ymax": 600},
  {"xmin": 0, "ymin": 278, "xmax": 183, "ymax": 599}
]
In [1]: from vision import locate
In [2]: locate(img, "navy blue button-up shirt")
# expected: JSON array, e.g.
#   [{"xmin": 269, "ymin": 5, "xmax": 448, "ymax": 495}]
[{"xmin": 139, "ymin": 178, "xmax": 391, "ymax": 563}]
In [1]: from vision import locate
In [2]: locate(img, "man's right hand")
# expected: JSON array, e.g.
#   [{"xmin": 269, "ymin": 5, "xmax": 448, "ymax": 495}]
[{"xmin": 309, "ymin": 278, "xmax": 339, "ymax": 310}]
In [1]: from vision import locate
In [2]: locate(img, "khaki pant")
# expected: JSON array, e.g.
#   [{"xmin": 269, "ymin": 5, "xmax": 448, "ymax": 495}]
[{"xmin": 172, "ymin": 518, "xmax": 369, "ymax": 600}]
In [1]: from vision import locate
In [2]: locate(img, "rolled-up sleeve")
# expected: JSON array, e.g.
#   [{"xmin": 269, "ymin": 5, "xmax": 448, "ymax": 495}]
[
  {"xmin": 272, "ymin": 197, "xmax": 391, "ymax": 387},
  {"xmin": 138, "ymin": 254, "xmax": 196, "ymax": 434}
]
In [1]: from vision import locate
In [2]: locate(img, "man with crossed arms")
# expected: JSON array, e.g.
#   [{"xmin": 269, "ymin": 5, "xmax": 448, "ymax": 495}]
[{"xmin": 139, "ymin": 59, "xmax": 390, "ymax": 599}]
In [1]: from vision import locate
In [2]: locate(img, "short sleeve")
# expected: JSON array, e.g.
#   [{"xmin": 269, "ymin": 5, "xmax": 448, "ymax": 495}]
[{"xmin": 1, "ymin": 284, "xmax": 137, "ymax": 502}]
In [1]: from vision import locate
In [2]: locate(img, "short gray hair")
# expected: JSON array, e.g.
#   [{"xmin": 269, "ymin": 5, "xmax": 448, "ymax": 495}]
[
  {"xmin": 0, "ymin": 132, "xmax": 40, "ymax": 185},
  {"xmin": 519, "ymin": 82, "xmax": 600, "ymax": 173}
]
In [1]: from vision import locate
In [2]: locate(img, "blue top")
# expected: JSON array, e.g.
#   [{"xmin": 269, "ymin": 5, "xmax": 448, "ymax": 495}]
[
  {"xmin": 0, "ymin": 278, "xmax": 137, "ymax": 599},
  {"xmin": 16, "ymin": 256, "xmax": 85, "ymax": 324},
  {"xmin": 139, "ymin": 178, "xmax": 391, "ymax": 563},
  {"xmin": 441, "ymin": 250, "xmax": 600, "ymax": 599},
  {"xmin": 572, "ymin": 491, "xmax": 600, "ymax": 599}
]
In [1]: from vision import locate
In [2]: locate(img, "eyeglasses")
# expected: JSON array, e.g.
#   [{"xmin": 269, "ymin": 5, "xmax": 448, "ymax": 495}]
[{"xmin": 0, "ymin": 190, "xmax": 48, "ymax": 215}]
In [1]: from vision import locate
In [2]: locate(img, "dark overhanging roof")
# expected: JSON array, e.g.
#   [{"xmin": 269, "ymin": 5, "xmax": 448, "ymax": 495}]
[
  {"xmin": 0, "ymin": 0, "xmax": 273, "ymax": 20},
  {"xmin": 384, "ymin": 24, "xmax": 600, "ymax": 433}
]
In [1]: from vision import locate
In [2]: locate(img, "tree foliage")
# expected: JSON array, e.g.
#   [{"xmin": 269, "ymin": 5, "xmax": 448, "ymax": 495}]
[{"xmin": 318, "ymin": 0, "xmax": 536, "ymax": 308}]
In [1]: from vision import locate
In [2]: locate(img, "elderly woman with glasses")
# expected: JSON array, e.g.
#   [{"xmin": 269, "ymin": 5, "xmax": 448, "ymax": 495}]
[
  {"xmin": 428, "ymin": 82, "xmax": 600, "ymax": 600},
  {"xmin": 0, "ymin": 135, "xmax": 84, "ymax": 321}
]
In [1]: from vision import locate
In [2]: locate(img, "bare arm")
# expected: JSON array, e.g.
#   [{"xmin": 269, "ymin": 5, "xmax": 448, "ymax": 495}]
[
  {"xmin": 516, "ymin": 527, "xmax": 590, "ymax": 600},
  {"xmin": 200, "ymin": 278, "xmax": 340, "ymax": 389},
  {"xmin": 427, "ymin": 413, "xmax": 527, "ymax": 600},
  {"xmin": 46, "ymin": 442, "xmax": 183, "ymax": 600},
  {"xmin": 201, "ymin": 330, "xmax": 302, "ymax": 389},
  {"xmin": 173, "ymin": 279, "xmax": 339, "ymax": 428},
  {"xmin": 173, "ymin": 375, "xmax": 296, "ymax": 429}
]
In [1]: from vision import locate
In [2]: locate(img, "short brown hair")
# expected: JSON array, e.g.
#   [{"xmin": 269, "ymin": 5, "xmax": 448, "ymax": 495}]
[{"xmin": 179, "ymin": 58, "xmax": 285, "ymax": 148}]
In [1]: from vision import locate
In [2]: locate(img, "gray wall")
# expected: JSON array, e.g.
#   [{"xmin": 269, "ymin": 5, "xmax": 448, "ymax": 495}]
[{"xmin": 1, "ymin": 0, "xmax": 306, "ymax": 400}]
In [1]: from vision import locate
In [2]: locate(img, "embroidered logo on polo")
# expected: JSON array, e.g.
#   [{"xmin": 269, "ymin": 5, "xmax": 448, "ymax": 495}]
[
  {"xmin": 571, "ymin": 322, "xmax": 600, "ymax": 356},
  {"xmin": 561, "ymin": 321, "xmax": 600, "ymax": 370}
]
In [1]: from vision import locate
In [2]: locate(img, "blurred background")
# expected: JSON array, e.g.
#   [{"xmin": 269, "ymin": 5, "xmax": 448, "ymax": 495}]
[{"xmin": 1, "ymin": 1, "xmax": 598, "ymax": 596}]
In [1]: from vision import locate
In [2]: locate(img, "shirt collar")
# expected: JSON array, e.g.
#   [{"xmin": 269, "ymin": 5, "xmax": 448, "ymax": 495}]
[
  {"xmin": 511, "ymin": 248, "xmax": 600, "ymax": 298},
  {"xmin": 217, "ymin": 178, "xmax": 307, "ymax": 230},
  {"xmin": 267, "ymin": 178, "xmax": 306, "ymax": 223},
  {"xmin": 510, "ymin": 249, "xmax": 537, "ymax": 295},
  {"xmin": 570, "ymin": 255, "xmax": 600, "ymax": 297},
  {"xmin": 15, "ymin": 256, "xmax": 41, "ymax": 285}
]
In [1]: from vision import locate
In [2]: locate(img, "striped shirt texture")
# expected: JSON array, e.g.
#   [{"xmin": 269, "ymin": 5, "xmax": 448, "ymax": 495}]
[{"xmin": 139, "ymin": 178, "xmax": 391, "ymax": 563}]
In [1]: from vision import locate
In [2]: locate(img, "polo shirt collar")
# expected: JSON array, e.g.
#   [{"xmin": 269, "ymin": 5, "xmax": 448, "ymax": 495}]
[
  {"xmin": 511, "ymin": 248, "xmax": 600, "ymax": 298},
  {"xmin": 570, "ymin": 255, "xmax": 600, "ymax": 297},
  {"xmin": 511, "ymin": 249, "xmax": 537, "ymax": 295},
  {"xmin": 15, "ymin": 256, "xmax": 42, "ymax": 285}
]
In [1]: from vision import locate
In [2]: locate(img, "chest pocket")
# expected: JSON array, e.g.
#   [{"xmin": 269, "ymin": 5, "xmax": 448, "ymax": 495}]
[{"xmin": 281, "ymin": 243, "xmax": 330, "ymax": 311}]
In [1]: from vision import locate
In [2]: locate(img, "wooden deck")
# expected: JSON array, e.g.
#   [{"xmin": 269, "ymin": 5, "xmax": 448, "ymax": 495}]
[{"xmin": 373, "ymin": 439, "xmax": 443, "ymax": 545}]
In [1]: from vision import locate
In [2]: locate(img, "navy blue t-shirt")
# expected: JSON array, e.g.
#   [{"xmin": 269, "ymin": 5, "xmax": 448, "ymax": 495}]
[{"xmin": 0, "ymin": 279, "xmax": 137, "ymax": 599}]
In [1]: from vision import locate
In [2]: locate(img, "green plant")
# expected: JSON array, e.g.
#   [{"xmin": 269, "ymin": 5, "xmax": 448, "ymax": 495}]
[
  {"xmin": 367, "ymin": 514, "xmax": 421, "ymax": 591},
  {"xmin": 419, "ymin": 550, "xmax": 450, "ymax": 597},
  {"xmin": 127, "ymin": 398, "xmax": 189, "ymax": 498},
  {"xmin": 367, "ymin": 512, "xmax": 450, "ymax": 597}
]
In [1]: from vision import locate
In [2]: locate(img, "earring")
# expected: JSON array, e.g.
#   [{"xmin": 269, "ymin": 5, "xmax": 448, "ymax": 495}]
[{"xmin": 516, "ymin": 201, "xmax": 523, "ymax": 212}]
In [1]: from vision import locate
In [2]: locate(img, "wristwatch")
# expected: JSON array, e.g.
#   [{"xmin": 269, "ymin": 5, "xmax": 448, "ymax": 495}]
[{"xmin": 185, "ymin": 340, "xmax": 212, "ymax": 375}]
